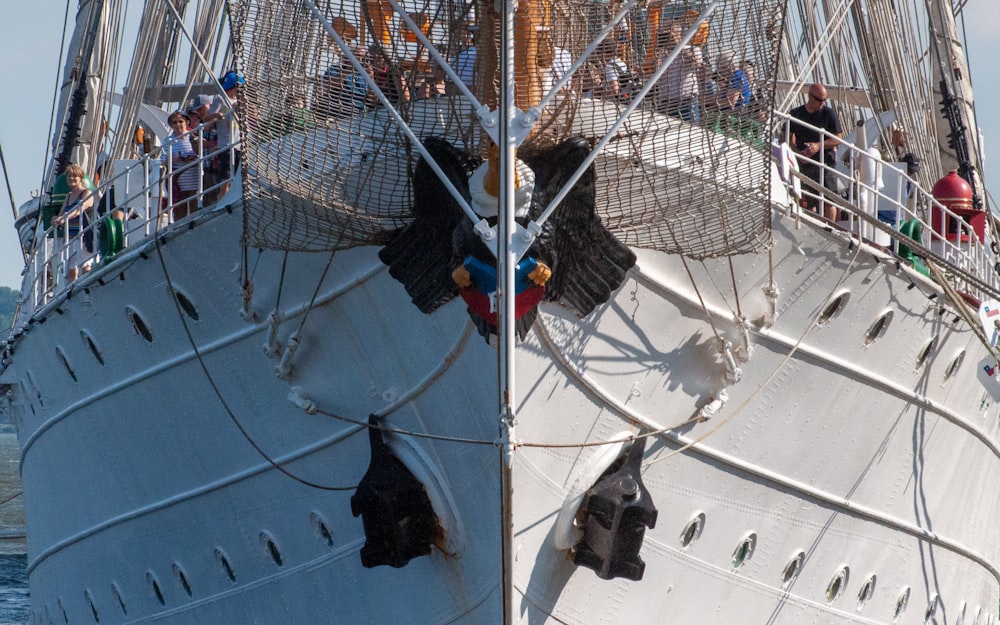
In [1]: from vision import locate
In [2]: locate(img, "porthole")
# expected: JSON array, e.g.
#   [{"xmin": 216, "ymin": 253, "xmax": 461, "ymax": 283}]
[
  {"xmin": 80, "ymin": 331, "xmax": 105, "ymax": 366},
  {"xmin": 55, "ymin": 347, "xmax": 77, "ymax": 382},
  {"xmin": 780, "ymin": 551, "xmax": 805, "ymax": 587},
  {"xmin": 826, "ymin": 566, "xmax": 849, "ymax": 603},
  {"xmin": 147, "ymin": 571, "xmax": 165, "ymax": 605},
  {"xmin": 85, "ymin": 589, "xmax": 99, "ymax": 622},
  {"xmin": 915, "ymin": 336, "xmax": 938, "ymax": 369},
  {"xmin": 945, "ymin": 350, "xmax": 966, "ymax": 380},
  {"xmin": 172, "ymin": 289, "xmax": 200, "ymax": 321},
  {"xmin": 126, "ymin": 307, "xmax": 153, "ymax": 342},
  {"xmin": 310, "ymin": 511, "xmax": 334, "ymax": 547},
  {"xmin": 261, "ymin": 531, "xmax": 284, "ymax": 566},
  {"xmin": 110, "ymin": 582, "xmax": 126, "ymax": 615},
  {"xmin": 731, "ymin": 532, "xmax": 756, "ymax": 569},
  {"xmin": 864, "ymin": 311, "xmax": 893, "ymax": 345},
  {"xmin": 214, "ymin": 547, "xmax": 236, "ymax": 582},
  {"xmin": 818, "ymin": 291, "xmax": 850, "ymax": 325},
  {"xmin": 173, "ymin": 562, "xmax": 192, "ymax": 597},
  {"xmin": 680, "ymin": 512, "xmax": 705, "ymax": 548},
  {"xmin": 925, "ymin": 593, "xmax": 939, "ymax": 621},
  {"xmin": 893, "ymin": 586, "xmax": 910, "ymax": 622},
  {"xmin": 857, "ymin": 574, "xmax": 875, "ymax": 609}
]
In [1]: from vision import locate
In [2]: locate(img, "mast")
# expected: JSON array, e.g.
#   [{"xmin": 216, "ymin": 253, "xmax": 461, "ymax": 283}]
[{"xmin": 929, "ymin": 0, "xmax": 984, "ymax": 208}]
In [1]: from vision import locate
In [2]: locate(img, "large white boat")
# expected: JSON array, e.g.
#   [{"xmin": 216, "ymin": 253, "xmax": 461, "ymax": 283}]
[{"xmin": 3, "ymin": 0, "xmax": 1000, "ymax": 623}]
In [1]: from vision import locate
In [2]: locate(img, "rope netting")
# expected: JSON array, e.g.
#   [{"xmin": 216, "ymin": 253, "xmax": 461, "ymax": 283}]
[{"xmin": 229, "ymin": 0, "xmax": 784, "ymax": 259}]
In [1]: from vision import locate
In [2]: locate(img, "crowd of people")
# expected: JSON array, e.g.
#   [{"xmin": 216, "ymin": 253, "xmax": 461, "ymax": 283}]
[
  {"xmin": 43, "ymin": 69, "xmax": 247, "ymax": 290},
  {"xmin": 557, "ymin": 20, "xmax": 765, "ymax": 130},
  {"xmin": 159, "ymin": 69, "xmax": 245, "ymax": 222},
  {"xmin": 38, "ymin": 9, "xmax": 864, "ymax": 297}
]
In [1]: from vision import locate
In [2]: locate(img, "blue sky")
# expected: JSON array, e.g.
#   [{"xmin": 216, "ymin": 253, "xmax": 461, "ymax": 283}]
[{"xmin": 1, "ymin": 2, "xmax": 999, "ymax": 290}]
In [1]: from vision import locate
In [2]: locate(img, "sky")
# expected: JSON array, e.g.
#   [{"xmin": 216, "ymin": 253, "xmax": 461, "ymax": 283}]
[{"xmin": 0, "ymin": 3, "xmax": 999, "ymax": 291}]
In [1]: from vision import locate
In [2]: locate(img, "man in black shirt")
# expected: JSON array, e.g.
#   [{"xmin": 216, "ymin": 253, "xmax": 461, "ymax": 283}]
[{"xmin": 788, "ymin": 82, "xmax": 843, "ymax": 220}]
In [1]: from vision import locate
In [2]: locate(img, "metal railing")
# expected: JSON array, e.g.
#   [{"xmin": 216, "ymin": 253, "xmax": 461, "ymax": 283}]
[
  {"xmin": 19, "ymin": 120, "xmax": 238, "ymax": 315},
  {"xmin": 774, "ymin": 110, "xmax": 999, "ymax": 299},
  {"xmin": 17, "ymin": 108, "xmax": 1000, "ymax": 315}
]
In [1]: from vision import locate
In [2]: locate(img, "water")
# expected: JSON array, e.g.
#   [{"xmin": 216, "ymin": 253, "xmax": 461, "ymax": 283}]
[{"xmin": 0, "ymin": 433, "xmax": 28, "ymax": 625}]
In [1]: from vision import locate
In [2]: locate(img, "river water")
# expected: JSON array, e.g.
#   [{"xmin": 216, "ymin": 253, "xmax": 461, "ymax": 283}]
[{"xmin": 0, "ymin": 432, "xmax": 29, "ymax": 625}]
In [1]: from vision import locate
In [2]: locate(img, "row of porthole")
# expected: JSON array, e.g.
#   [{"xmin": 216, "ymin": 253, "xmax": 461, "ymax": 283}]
[
  {"xmin": 35, "ymin": 512, "xmax": 336, "ymax": 625},
  {"xmin": 680, "ymin": 512, "xmax": 989, "ymax": 624},
  {"xmin": 35, "ymin": 509, "xmax": 988, "ymax": 624},
  {"xmin": 123, "ymin": 290, "xmax": 202, "ymax": 343},
  {"xmin": 53, "ymin": 290, "xmax": 201, "ymax": 382},
  {"xmin": 821, "ymin": 293, "xmax": 965, "ymax": 377}
]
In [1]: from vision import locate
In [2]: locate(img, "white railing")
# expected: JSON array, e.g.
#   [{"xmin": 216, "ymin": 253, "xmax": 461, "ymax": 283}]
[
  {"xmin": 20, "ymin": 121, "xmax": 238, "ymax": 315},
  {"xmin": 774, "ymin": 110, "xmax": 999, "ymax": 299}
]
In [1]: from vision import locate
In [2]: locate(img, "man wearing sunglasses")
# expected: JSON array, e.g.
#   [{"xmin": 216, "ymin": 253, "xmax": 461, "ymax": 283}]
[{"xmin": 788, "ymin": 82, "xmax": 844, "ymax": 220}]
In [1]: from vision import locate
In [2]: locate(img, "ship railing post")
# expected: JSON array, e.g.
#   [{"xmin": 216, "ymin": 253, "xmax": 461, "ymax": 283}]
[
  {"xmin": 498, "ymin": 0, "xmax": 517, "ymax": 621},
  {"xmin": 45, "ymin": 235, "xmax": 54, "ymax": 299},
  {"xmin": 32, "ymin": 245, "xmax": 41, "ymax": 307},
  {"xmin": 142, "ymin": 157, "xmax": 150, "ymax": 237},
  {"xmin": 196, "ymin": 126, "xmax": 204, "ymax": 210},
  {"xmin": 166, "ymin": 146, "xmax": 174, "ymax": 226},
  {"xmin": 818, "ymin": 133, "xmax": 826, "ymax": 217},
  {"xmin": 226, "ymin": 116, "xmax": 234, "ymax": 180}
]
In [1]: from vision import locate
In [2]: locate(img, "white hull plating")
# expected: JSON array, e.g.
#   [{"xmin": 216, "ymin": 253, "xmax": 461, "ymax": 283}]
[{"xmin": 8, "ymin": 193, "xmax": 1000, "ymax": 624}]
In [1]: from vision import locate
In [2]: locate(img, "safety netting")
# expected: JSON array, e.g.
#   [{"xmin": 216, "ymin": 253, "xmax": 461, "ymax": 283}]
[{"xmin": 228, "ymin": 0, "xmax": 784, "ymax": 259}]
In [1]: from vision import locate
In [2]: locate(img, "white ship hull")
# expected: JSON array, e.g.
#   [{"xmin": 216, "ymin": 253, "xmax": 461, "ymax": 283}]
[
  {"xmin": 7, "ymin": 0, "xmax": 1000, "ymax": 622},
  {"xmin": 7, "ymin": 191, "xmax": 999, "ymax": 624}
]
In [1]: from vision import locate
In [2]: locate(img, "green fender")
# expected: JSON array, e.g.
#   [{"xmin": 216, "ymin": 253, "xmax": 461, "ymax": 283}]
[
  {"xmin": 897, "ymin": 218, "xmax": 929, "ymax": 277},
  {"xmin": 98, "ymin": 215, "xmax": 125, "ymax": 262}
]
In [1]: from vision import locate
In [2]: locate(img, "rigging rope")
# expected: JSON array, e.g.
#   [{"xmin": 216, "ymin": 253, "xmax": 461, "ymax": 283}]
[
  {"xmin": 678, "ymin": 254, "xmax": 725, "ymax": 346},
  {"xmin": 926, "ymin": 257, "xmax": 1000, "ymax": 364},
  {"xmin": 0, "ymin": 490, "xmax": 23, "ymax": 507},
  {"xmin": 153, "ymin": 226, "xmax": 359, "ymax": 491},
  {"xmin": 0, "ymin": 142, "xmax": 22, "ymax": 261},
  {"xmin": 36, "ymin": 0, "xmax": 73, "ymax": 205}
]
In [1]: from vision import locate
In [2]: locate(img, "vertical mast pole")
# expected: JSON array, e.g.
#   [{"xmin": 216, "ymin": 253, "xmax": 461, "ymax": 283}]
[{"xmin": 498, "ymin": 0, "xmax": 517, "ymax": 619}]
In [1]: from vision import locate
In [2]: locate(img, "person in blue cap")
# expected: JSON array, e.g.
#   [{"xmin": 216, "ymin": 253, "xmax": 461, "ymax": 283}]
[{"xmin": 205, "ymin": 70, "xmax": 245, "ymax": 197}]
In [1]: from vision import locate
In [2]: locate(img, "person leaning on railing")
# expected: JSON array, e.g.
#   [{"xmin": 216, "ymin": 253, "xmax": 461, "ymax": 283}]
[
  {"xmin": 50, "ymin": 163, "xmax": 94, "ymax": 283},
  {"xmin": 787, "ymin": 82, "xmax": 843, "ymax": 221},
  {"xmin": 164, "ymin": 110, "xmax": 202, "ymax": 220}
]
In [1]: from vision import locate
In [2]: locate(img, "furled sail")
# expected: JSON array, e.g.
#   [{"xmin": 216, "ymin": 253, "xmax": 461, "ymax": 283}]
[{"xmin": 928, "ymin": 0, "xmax": 984, "ymax": 208}]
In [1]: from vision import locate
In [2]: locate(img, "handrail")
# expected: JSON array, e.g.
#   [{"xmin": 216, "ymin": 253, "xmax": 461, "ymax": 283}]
[
  {"xmin": 19, "ymin": 107, "xmax": 999, "ymax": 314},
  {"xmin": 773, "ymin": 110, "xmax": 999, "ymax": 300},
  {"xmin": 19, "ymin": 118, "xmax": 239, "ymax": 316}
]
